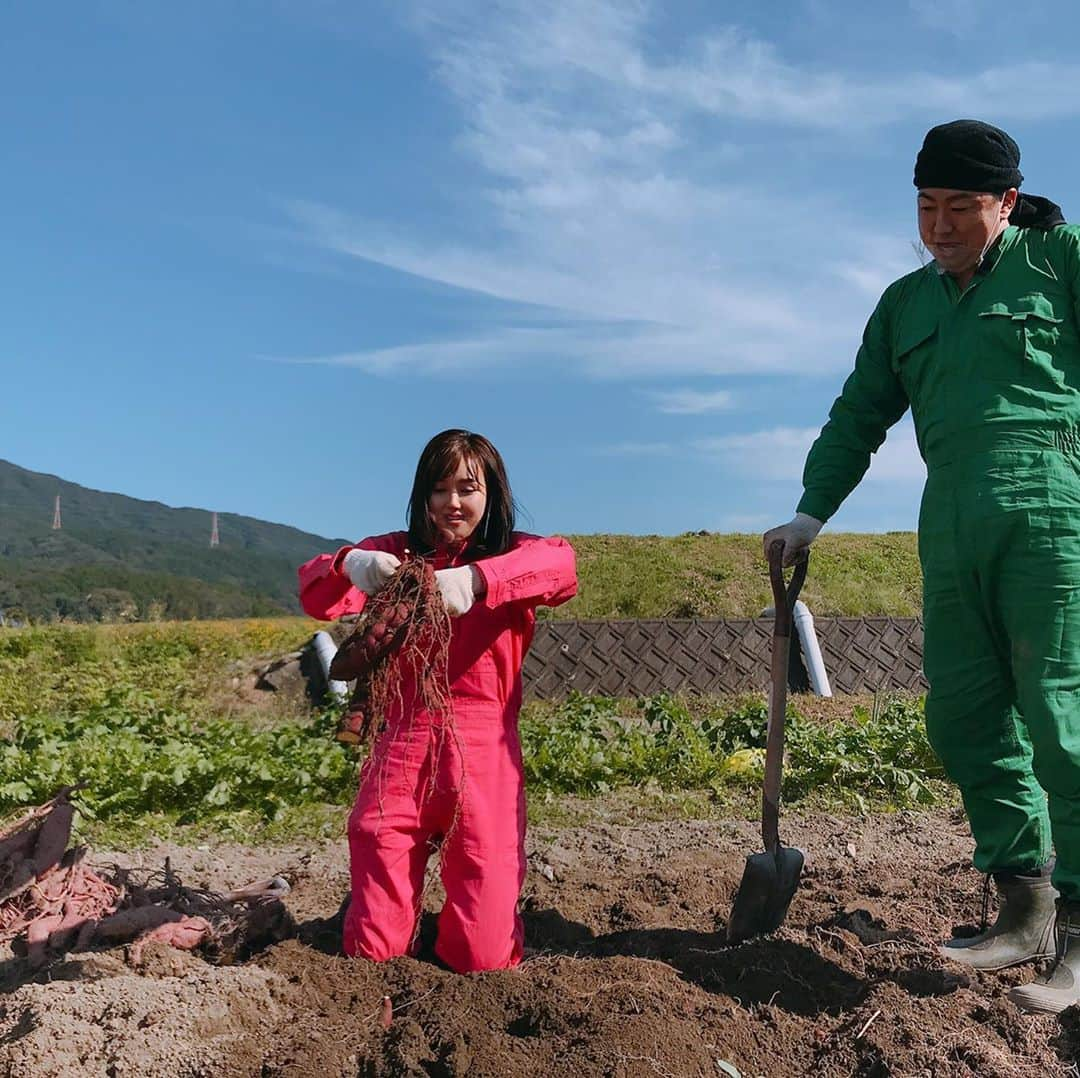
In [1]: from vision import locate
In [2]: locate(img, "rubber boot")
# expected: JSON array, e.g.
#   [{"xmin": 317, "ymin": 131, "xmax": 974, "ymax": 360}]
[
  {"xmin": 939, "ymin": 872, "xmax": 1057, "ymax": 970},
  {"xmin": 1010, "ymin": 901, "xmax": 1080, "ymax": 1015}
]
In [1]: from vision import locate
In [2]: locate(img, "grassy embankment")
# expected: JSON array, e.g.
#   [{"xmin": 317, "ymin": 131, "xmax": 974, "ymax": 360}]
[
  {"xmin": 0, "ymin": 534, "xmax": 935, "ymax": 843},
  {"xmin": 562, "ymin": 531, "xmax": 921, "ymax": 618}
]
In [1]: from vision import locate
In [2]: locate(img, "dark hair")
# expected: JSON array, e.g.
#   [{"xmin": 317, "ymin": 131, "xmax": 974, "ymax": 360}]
[{"xmin": 406, "ymin": 430, "xmax": 516, "ymax": 555}]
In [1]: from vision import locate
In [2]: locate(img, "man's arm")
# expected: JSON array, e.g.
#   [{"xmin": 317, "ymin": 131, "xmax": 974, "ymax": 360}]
[
  {"xmin": 797, "ymin": 296, "xmax": 910, "ymax": 524},
  {"xmin": 765, "ymin": 294, "xmax": 910, "ymax": 565}
]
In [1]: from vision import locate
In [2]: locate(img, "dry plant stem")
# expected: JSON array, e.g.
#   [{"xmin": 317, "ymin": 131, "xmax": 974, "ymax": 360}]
[{"xmin": 855, "ymin": 1009, "xmax": 882, "ymax": 1040}]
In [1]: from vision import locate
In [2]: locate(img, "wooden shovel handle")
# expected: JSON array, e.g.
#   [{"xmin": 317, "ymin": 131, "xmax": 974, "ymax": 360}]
[{"xmin": 762, "ymin": 543, "xmax": 808, "ymax": 853}]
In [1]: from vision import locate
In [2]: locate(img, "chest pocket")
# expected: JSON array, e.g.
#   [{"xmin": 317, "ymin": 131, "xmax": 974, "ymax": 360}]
[
  {"xmin": 976, "ymin": 292, "xmax": 1066, "ymax": 386},
  {"xmin": 447, "ymin": 605, "xmax": 508, "ymax": 704}
]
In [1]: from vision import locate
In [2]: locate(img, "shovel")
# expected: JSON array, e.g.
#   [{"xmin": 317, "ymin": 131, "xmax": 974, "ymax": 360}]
[{"xmin": 727, "ymin": 540, "xmax": 808, "ymax": 943}]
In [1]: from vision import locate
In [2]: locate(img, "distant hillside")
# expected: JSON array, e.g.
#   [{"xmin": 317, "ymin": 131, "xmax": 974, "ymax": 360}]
[
  {"xmin": 0, "ymin": 459, "xmax": 348, "ymax": 622},
  {"xmin": 0, "ymin": 459, "xmax": 923, "ymax": 624}
]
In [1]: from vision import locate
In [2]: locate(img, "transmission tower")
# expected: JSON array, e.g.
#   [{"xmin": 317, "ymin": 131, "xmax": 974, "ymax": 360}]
[
  {"xmin": 209, "ymin": 511, "xmax": 220, "ymax": 548},
  {"xmin": 51, "ymin": 494, "xmax": 62, "ymax": 531}
]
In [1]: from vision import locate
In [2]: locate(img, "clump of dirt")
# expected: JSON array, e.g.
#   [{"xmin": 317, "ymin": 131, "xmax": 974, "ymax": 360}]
[{"xmin": 0, "ymin": 809, "xmax": 1073, "ymax": 1077}]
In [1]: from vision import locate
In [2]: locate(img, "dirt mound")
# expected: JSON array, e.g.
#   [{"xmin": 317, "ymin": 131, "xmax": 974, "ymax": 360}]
[
  {"xmin": 0, "ymin": 810, "xmax": 1076, "ymax": 1077},
  {"xmin": 0, "ymin": 956, "xmax": 283, "ymax": 1077}
]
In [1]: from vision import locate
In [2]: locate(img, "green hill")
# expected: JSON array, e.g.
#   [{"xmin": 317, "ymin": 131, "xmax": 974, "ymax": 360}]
[
  {"xmin": 0, "ymin": 459, "xmax": 923, "ymax": 623},
  {"xmin": 0, "ymin": 458, "xmax": 349, "ymax": 622}
]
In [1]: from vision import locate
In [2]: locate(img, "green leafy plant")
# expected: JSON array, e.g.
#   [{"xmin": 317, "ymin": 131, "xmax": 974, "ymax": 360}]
[
  {"xmin": 522, "ymin": 692, "xmax": 942, "ymax": 809},
  {"xmin": 0, "ymin": 618, "xmax": 946, "ymax": 836},
  {"xmin": 0, "ymin": 682, "xmax": 356, "ymax": 826}
]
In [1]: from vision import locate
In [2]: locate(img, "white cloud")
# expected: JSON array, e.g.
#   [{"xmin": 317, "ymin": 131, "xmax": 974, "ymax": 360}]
[
  {"xmin": 595, "ymin": 441, "xmax": 677, "ymax": 457},
  {"xmin": 264, "ymin": 332, "xmax": 540, "ymax": 375},
  {"xmin": 694, "ymin": 427, "xmax": 821, "ymax": 480},
  {"xmin": 644, "ymin": 44, "xmax": 1080, "ymax": 128},
  {"xmin": 415, "ymin": 2, "xmax": 1080, "ymax": 130},
  {"xmin": 282, "ymin": 1, "xmax": 1080, "ymax": 382},
  {"xmin": 694, "ymin": 418, "xmax": 925, "ymax": 484},
  {"xmin": 272, "ymin": 322, "xmax": 836, "ymax": 379},
  {"xmin": 829, "ymin": 238, "xmax": 927, "ymax": 300},
  {"xmin": 862, "ymin": 420, "xmax": 927, "ymax": 483},
  {"xmin": 593, "ymin": 418, "xmax": 924, "ymax": 486},
  {"xmin": 283, "ymin": 190, "xmax": 835, "ymax": 350},
  {"xmin": 647, "ymin": 388, "xmax": 735, "ymax": 414}
]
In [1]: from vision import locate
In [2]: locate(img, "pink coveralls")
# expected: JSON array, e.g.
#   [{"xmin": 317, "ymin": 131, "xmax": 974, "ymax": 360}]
[{"xmin": 298, "ymin": 531, "xmax": 577, "ymax": 973}]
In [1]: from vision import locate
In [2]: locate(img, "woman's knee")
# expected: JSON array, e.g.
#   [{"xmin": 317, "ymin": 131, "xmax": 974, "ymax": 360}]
[
  {"xmin": 343, "ymin": 913, "xmax": 413, "ymax": 962},
  {"xmin": 435, "ymin": 915, "xmax": 522, "ymax": 973}
]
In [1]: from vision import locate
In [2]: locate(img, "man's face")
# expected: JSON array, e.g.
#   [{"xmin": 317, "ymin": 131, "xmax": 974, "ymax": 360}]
[{"xmin": 917, "ymin": 187, "xmax": 1017, "ymax": 277}]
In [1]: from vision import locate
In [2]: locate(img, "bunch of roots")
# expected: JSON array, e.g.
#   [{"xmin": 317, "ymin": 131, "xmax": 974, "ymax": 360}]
[
  {"xmin": 0, "ymin": 789, "xmax": 294, "ymax": 973},
  {"xmin": 330, "ymin": 556, "xmax": 453, "ymax": 748}
]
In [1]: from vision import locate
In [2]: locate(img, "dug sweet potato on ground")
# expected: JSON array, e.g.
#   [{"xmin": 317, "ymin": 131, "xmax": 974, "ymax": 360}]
[{"xmin": 0, "ymin": 792, "xmax": 296, "ymax": 974}]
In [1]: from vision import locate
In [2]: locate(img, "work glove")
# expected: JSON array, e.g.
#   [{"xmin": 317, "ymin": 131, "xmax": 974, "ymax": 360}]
[
  {"xmin": 341, "ymin": 549, "xmax": 401, "ymax": 595},
  {"xmin": 762, "ymin": 513, "xmax": 823, "ymax": 567},
  {"xmin": 435, "ymin": 566, "xmax": 477, "ymax": 617}
]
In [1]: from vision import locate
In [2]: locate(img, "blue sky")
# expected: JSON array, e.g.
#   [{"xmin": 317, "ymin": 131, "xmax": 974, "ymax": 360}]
[{"xmin": 4, "ymin": 0, "xmax": 1079, "ymax": 542}]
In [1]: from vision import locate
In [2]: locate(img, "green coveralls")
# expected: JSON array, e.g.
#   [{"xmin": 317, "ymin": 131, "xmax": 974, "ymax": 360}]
[{"xmin": 799, "ymin": 224, "xmax": 1080, "ymax": 898}]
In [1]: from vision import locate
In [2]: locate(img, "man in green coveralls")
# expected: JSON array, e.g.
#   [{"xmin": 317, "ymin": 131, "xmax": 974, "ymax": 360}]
[{"xmin": 764, "ymin": 119, "xmax": 1080, "ymax": 1014}]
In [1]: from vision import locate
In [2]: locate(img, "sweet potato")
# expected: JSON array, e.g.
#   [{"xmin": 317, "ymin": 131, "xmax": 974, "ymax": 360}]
[
  {"xmin": 31, "ymin": 801, "xmax": 74, "ymax": 878},
  {"xmin": 92, "ymin": 905, "xmax": 184, "ymax": 943},
  {"xmin": 129, "ymin": 915, "xmax": 212, "ymax": 964},
  {"xmin": 330, "ymin": 557, "xmax": 451, "ymax": 748},
  {"xmin": 0, "ymin": 858, "xmax": 38, "ymax": 903},
  {"xmin": 0, "ymin": 825, "xmax": 42, "ymax": 872}
]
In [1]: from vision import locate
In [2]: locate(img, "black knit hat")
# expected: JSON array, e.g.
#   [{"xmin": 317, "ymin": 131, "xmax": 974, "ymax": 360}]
[{"xmin": 913, "ymin": 119, "xmax": 1023, "ymax": 193}]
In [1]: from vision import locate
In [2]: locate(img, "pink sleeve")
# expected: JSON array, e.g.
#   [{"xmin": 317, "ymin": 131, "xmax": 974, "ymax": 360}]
[
  {"xmin": 297, "ymin": 532, "xmax": 407, "ymax": 621},
  {"xmin": 474, "ymin": 534, "xmax": 578, "ymax": 611}
]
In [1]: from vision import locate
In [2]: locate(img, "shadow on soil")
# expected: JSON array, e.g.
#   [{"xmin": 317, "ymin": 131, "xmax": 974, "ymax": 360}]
[
  {"xmin": 296, "ymin": 899, "xmax": 864, "ymax": 1016},
  {"xmin": 520, "ymin": 904, "xmax": 977, "ymax": 1017},
  {"xmin": 257, "ymin": 888, "xmax": 977, "ymax": 1031},
  {"xmin": 526, "ymin": 908, "xmax": 864, "ymax": 1015}
]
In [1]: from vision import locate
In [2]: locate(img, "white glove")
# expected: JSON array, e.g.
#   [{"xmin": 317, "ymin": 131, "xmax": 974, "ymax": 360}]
[
  {"xmin": 762, "ymin": 513, "xmax": 823, "ymax": 567},
  {"xmin": 435, "ymin": 566, "xmax": 477, "ymax": 617},
  {"xmin": 342, "ymin": 549, "xmax": 401, "ymax": 595}
]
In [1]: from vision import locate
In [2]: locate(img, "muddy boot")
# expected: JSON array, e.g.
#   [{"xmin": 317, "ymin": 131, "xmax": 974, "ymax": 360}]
[
  {"xmin": 1010, "ymin": 901, "xmax": 1080, "ymax": 1014},
  {"xmin": 939, "ymin": 871, "xmax": 1057, "ymax": 971}
]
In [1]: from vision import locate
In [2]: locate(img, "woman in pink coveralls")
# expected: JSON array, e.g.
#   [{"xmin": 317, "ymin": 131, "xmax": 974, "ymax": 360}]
[{"xmin": 298, "ymin": 430, "xmax": 578, "ymax": 973}]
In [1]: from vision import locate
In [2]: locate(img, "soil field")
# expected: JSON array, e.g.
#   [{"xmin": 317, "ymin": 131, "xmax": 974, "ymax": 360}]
[{"xmin": 1, "ymin": 808, "xmax": 1077, "ymax": 1077}]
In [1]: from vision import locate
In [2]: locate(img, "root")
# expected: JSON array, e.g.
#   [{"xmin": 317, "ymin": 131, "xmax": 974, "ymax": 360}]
[
  {"xmin": 0, "ymin": 793, "xmax": 296, "ymax": 971},
  {"xmin": 332, "ymin": 557, "xmax": 453, "ymax": 750}
]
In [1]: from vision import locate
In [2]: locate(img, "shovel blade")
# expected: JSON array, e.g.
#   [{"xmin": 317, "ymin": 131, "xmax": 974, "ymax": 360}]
[{"xmin": 727, "ymin": 846, "xmax": 805, "ymax": 943}]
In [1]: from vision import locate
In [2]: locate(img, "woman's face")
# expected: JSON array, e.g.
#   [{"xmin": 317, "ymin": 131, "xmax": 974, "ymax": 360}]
[{"xmin": 428, "ymin": 455, "xmax": 488, "ymax": 544}]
